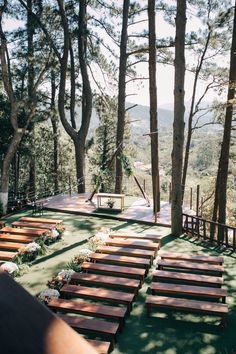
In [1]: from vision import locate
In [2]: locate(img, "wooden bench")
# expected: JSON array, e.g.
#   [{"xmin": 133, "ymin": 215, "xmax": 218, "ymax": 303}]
[
  {"xmin": 48, "ymin": 298, "xmax": 126, "ymax": 328},
  {"xmin": 152, "ymin": 270, "xmax": 224, "ymax": 288},
  {"xmin": 0, "ymin": 241, "xmax": 24, "ymax": 251},
  {"xmin": 110, "ymin": 233, "xmax": 164, "ymax": 244},
  {"xmin": 0, "ymin": 233, "xmax": 36, "ymax": 244},
  {"xmin": 71, "ymin": 273, "xmax": 141, "ymax": 295},
  {"xmin": 60, "ymin": 284, "xmax": 135, "ymax": 313},
  {"xmin": 150, "ymin": 282, "xmax": 227, "ymax": 303},
  {"xmin": 12, "ymin": 221, "xmax": 54, "ymax": 231},
  {"xmin": 0, "ymin": 250, "xmax": 17, "ymax": 261},
  {"xmin": 96, "ymin": 245, "xmax": 154, "ymax": 264},
  {"xmin": 81, "ymin": 261, "xmax": 146, "ymax": 283},
  {"xmin": 86, "ymin": 339, "xmax": 110, "ymax": 354},
  {"xmin": 157, "ymin": 259, "xmax": 224, "ymax": 276},
  {"xmin": 19, "ymin": 217, "xmax": 63, "ymax": 225},
  {"xmin": 146, "ymin": 295, "xmax": 228, "ymax": 327},
  {"xmin": 0, "ymin": 227, "xmax": 46, "ymax": 237},
  {"xmin": 59, "ymin": 314, "xmax": 119, "ymax": 348},
  {"xmin": 105, "ymin": 239, "xmax": 159, "ymax": 257},
  {"xmin": 90, "ymin": 252, "xmax": 150, "ymax": 272},
  {"xmin": 158, "ymin": 251, "xmax": 224, "ymax": 265}
]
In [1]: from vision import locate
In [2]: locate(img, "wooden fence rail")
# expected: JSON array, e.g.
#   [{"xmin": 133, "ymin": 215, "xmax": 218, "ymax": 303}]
[{"xmin": 182, "ymin": 213, "xmax": 236, "ymax": 250}]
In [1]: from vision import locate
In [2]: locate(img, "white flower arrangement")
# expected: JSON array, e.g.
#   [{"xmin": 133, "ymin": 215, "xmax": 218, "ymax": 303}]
[
  {"xmin": 24, "ymin": 242, "xmax": 41, "ymax": 253},
  {"xmin": 88, "ymin": 228, "xmax": 111, "ymax": 250},
  {"xmin": 57, "ymin": 269, "xmax": 75, "ymax": 282},
  {"xmin": 0, "ymin": 261, "xmax": 19, "ymax": 274},
  {"xmin": 38, "ymin": 288, "xmax": 60, "ymax": 304},
  {"xmin": 75, "ymin": 248, "xmax": 93, "ymax": 262},
  {"xmin": 51, "ymin": 229, "xmax": 60, "ymax": 238},
  {"xmin": 18, "ymin": 242, "xmax": 42, "ymax": 262}
]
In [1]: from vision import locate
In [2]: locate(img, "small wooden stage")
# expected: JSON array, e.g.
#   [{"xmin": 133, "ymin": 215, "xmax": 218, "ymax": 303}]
[{"xmin": 42, "ymin": 193, "xmax": 175, "ymax": 227}]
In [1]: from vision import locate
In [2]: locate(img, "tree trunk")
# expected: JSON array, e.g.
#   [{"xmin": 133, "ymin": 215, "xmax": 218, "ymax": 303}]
[
  {"xmin": 50, "ymin": 69, "xmax": 59, "ymax": 194},
  {"xmin": 171, "ymin": 0, "xmax": 186, "ymax": 236},
  {"xmin": 148, "ymin": 0, "xmax": 160, "ymax": 215},
  {"xmin": 74, "ymin": 138, "xmax": 85, "ymax": 193},
  {"xmin": 27, "ymin": 0, "xmax": 36, "ymax": 198},
  {"xmin": 115, "ymin": 0, "xmax": 130, "ymax": 194},
  {"xmin": 212, "ymin": 4, "xmax": 236, "ymax": 227},
  {"xmin": 77, "ymin": 0, "xmax": 92, "ymax": 193},
  {"xmin": 0, "ymin": 131, "xmax": 24, "ymax": 213}
]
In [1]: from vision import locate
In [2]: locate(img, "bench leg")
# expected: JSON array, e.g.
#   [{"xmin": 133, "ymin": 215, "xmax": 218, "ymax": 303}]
[
  {"xmin": 146, "ymin": 303, "xmax": 151, "ymax": 317},
  {"xmin": 220, "ymin": 314, "xmax": 227, "ymax": 328}
]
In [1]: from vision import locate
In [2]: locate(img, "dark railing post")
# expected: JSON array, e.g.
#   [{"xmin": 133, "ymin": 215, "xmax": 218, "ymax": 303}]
[
  {"xmin": 190, "ymin": 187, "xmax": 192, "ymax": 210},
  {"xmin": 196, "ymin": 184, "xmax": 200, "ymax": 216}
]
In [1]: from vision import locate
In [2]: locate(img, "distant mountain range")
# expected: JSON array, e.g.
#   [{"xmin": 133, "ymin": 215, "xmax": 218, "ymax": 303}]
[{"xmin": 76, "ymin": 101, "xmax": 220, "ymax": 138}]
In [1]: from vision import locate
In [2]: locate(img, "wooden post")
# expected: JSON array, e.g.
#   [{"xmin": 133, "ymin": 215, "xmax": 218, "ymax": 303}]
[
  {"xmin": 196, "ymin": 184, "xmax": 200, "ymax": 216},
  {"xmin": 169, "ymin": 182, "xmax": 172, "ymax": 204},
  {"xmin": 190, "ymin": 187, "xmax": 192, "ymax": 210},
  {"xmin": 143, "ymin": 179, "xmax": 146, "ymax": 192}
]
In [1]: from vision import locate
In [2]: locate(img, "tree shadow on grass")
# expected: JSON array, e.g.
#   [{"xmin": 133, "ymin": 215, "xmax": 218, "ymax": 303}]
[{"xmin": 31, "ymin": 239, "xmax": 88, "ymax": 265}]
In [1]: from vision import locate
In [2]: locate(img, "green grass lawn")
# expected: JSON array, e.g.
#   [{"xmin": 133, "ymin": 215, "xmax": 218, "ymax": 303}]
[{"xmin": 2, "ymin": 209, "xmax": 236, "ymax": 354}]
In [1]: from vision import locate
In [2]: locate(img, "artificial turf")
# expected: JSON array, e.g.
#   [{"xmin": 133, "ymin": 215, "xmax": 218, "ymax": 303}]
[{"xmin": 2, "ymin": 209, "xmax": 236, "ymax": 354}]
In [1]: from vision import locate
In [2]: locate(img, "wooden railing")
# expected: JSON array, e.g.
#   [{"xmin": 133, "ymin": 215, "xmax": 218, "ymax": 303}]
[{"xmin": 182, "ymin": 213, "xmax": 236, "ymax": 250}]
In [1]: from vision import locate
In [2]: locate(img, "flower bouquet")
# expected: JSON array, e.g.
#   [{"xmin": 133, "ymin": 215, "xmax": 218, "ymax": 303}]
[
  {"xmin": 67, "ymin": 248, "xmax": 93, "ymax": 272},
  {"xmin": 43, "ymin": 229, "xmax": 61, "ymax": 245},
  {"xmin": 37, "ymin": 288, "xmax": 60, "ymax": 305},
  {"xmin": 55, "ymin": 223, "xmax": 65, "ymax": 236},
  {"xmin": 0, "ymin": 261, "xmax": 19, "ymax": 277},
  {"xmin": 88, "ymin": 227, "xmax": 111, "ymax": 251},
  {"xmin": 47, "ymin": 269, "xmax": 75, "ymax": 291},
  {"xmin": 18, "ymin": 242, "xmax": 42, "ymax": 262}
]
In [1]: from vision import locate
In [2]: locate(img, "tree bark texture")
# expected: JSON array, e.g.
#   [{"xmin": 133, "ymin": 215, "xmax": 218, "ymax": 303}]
[
  {"xmin": 115, "ymin": 0, "xmax": 130, "ymax": 194},
  {"xmin": 77, "ymin": 0, "xmax": 92, "ymax": 193},
  {"xmin": 50, "ymin": 69, "xmax": 59, "ymax": 194},
  {"xmin": 148, "ymin": 0, "xmax": 160, "ymax": 215},
  {"xmin": 171, "ymin": 0, "xmax": 186, "ymax": 236}
]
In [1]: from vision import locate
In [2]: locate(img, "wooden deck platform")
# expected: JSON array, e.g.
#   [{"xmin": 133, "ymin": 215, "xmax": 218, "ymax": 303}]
[{"xmin": 42, "ymin": 193, "xmax": 174, "ymax": 226}]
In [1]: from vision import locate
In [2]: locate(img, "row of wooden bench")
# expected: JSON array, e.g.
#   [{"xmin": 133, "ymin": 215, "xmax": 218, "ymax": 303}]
[
  {"xmin": 0, "ymin": 217, "xmax": 64, "ymax": 262},
  {"xmin": 146, "ymin": 251, "xmax": 228, "ymax": 327},
  {"xmin": 47, "ymin": 232, "xmax": 160, "ymax": 353}
]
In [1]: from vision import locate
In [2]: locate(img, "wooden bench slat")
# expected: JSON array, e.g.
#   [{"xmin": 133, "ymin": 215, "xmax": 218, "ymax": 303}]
[
  {"xmin": 105, "ymin": 239, "xmax": 159, "ymax": 257},
  {"xmin": 0, "ymin": 241, "xmax": 24, "ymax": 250},
  {"xmin": 12, "ymin": 221, "xmax": 54, "ymax": 230},
  {"xmin": 152, "ymin": 270, "xmax": 224, "ymax": 287},
  {"xmin": 157, "ymin": 259, "xmax": 224, "ymax": 275},
  {"xmin": 0, "ymin": 250, "xmax": 17, "ymax": 260},
  {"xmin": 158, "ymin": 251, "xmax": 224, "ymax": 265},
  {"xmin": 0, "ymin": 227, "xmax": 45, "ymax": 236},
  {"xmin": 146, "ymin": 295, "xmax": 228, "ymax": 326},
  {"xmin": 150, "ymin": 282, "xmax": 227, "ymax": 302},
  {"xmin": 60, "ymin": 284, "xmax": 135, "ymax": 313},
  {"xmin": 91, "ymin": 252, "xmax": 150, "ymax": 270},
  {"xmin": 86, "ymin": 339, "xmax": 110, "ymax": 354},
  {"xmin": 59, "ymin": 313, "xmax": 119, "ymax": 336},
  {"xmin": 71, "ymin": 273, "xmax": 140, "ymax": 293},
  {"xmin": 0, "ymin": 233, "xmax": 36, "ymax": 243},
  {"xmin": 81, "ymin": 261, "xmax": 146, "ymax": 282},
  {"xmin": 48, "ymin": 298, "xmax": 126, "ymax": 327},
  {"xmin": 20, "ymin": 217, "xmax": 63, "ymax": 225},
  {"xmin": 110, "ymin": 233, "xmax": 164, "ymax": 243},
  {"xmin": 96, "ymin": 245, "xmax": 154, "ymax": 260}
]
